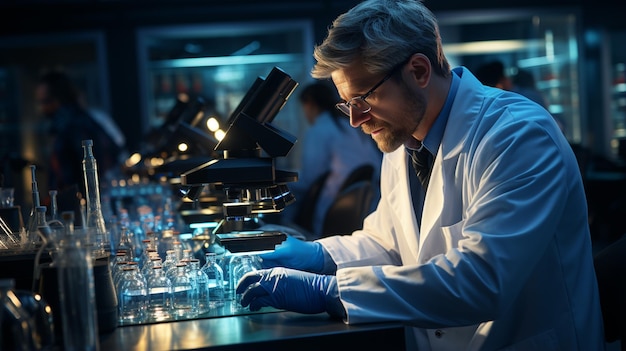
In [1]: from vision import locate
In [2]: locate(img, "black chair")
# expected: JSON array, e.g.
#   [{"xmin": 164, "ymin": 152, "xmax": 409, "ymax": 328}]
[
  {"xmin": 594, "ymin": 235, "xmax": 626, "ymax": 350},
  {"xmin": 339, "ymin": 164, "xmax": 374, "ymax": 191},
  {"xmin": 292, "ymin": 171, "xmax": 331, "ymax": 233},
  {"xmin": 321, "ymin": 179, "xmax": 373, "ymax": 237}
]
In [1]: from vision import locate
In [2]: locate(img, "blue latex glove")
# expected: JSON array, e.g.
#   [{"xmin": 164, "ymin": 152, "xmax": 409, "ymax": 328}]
[
  {"xmin": 236, "ymin": 267, "xmax": 344, "ymax": 317},
  {"xmin": 259, "ymin": 235, "xmax": 324, "ymax": 273}
]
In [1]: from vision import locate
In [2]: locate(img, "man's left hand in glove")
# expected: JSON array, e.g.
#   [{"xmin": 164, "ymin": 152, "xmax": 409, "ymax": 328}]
[{"xmin": 236, "ymin": 267, "xmax": 346, "ymax": 319}]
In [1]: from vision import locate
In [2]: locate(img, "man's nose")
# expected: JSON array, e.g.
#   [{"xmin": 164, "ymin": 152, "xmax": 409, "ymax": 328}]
[{"xmin": 350, "ymin": 108, "xmax": 371, "ymax": 128}]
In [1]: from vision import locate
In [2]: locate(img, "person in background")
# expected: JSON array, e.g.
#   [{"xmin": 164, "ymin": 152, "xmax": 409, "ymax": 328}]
[
  {"xmin": 509, "ymin": 68, "xmax": 571, "ymax": 135},
  {"xmin": 476, "ymin": 62, "xmax": 565, "ymax": 133},
  {"xmin": 475, "ymin": 61, "xmax": 548, "ymax": 109},
  {"xmin": 282, "ymin": 81, "xmax": 382, "ymax": 239},
  {"xmin": 510, "ymin": 68, "xmax": 548, "ymax": 109},
  {"xmin": 474, "ymin": 60, "xmax": 513, "ymax": 90},
  {"xmin": 35, "ymin": 70, "xmax": 123, "ymax": 194},
  {"xmin": 236, "ymin": 0, "xmax": 605, "ymax": 350}
]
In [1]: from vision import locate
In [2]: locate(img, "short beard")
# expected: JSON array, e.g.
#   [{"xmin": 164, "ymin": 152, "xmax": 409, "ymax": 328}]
[
  {"xmin": 366, "ymin": 83, "xmax": 425, "ymax": 153},
  {"xmin": 370, "ymin": 122, "xmax": 414, "ymax": 153}
]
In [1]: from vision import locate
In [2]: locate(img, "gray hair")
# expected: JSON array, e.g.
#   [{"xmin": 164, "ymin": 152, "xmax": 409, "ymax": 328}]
[{"xmin": 312, "ymin": 0, "xmax": 450, "ymax": 79}]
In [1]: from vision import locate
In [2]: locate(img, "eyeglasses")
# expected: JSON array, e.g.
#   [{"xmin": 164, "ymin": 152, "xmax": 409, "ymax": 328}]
[{"xmin": 335, "ymin": 58, "xmax": 408, "ymax": 117}]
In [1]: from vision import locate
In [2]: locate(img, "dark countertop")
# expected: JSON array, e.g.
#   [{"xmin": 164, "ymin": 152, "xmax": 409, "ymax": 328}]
[{"xmin": 100, "ymin": 310, "xmax": 407, "ymax": 351}]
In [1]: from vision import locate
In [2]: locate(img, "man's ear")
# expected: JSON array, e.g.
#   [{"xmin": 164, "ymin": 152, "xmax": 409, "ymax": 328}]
[{"xmin": 408, "ymin": 53, "xmax": 431, "ymax": 88}]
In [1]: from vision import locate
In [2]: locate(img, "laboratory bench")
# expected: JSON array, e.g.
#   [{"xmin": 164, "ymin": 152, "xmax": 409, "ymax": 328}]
[{"xmin": 100, "ymin": 310, "xmax": 407, "ymax": 350}]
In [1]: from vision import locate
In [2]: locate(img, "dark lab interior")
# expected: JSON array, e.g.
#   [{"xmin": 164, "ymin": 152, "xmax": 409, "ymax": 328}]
[{"xmin": 0, "ymin": 0, "xmax": 625, "ymax": 350}]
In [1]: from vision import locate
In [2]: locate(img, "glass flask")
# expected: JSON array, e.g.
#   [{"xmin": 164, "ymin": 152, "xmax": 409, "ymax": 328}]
[
  {"xmin": 141, "ymin": 256, "xmax": 162, "ymax": 281},
  {"xmin": 56, "ymin": 212, "xmax": 99, "ymax": 351},
  {"xmin": 202, "ymin": 252, "xmax": 225, "ymax": 308},
  {"xmin": 138, "ymin": 239, "xmax": 151, "ymax": 264},
  {"xmin": 130, "ymin": 220, "xmax": 145, "ymax": 260},
  {"xmin": 162, "ymin": 249, "xmax": 178, "ymax": 276},
  {"xmin": 115, "ymin": 225, "xmax": 135, "ymax": 263},
  {"xmin": 110, "ymin": 251, "xmax": 128, "ymax": 272},
  {"xmin": 231, "ymin": 255, "xmax": 261, "ymax": 308},
  {"xmin": 224, "ymin": 253, "xmax": 262, "ymax": 301},
  {"xmin": 111, "ymin": 260, "xmax": 128, "ymax": 295},
  {"xmin": 170, "ymin": 263, "xmax": 196, "ymax": 319},
  {"xmin": 146, "ymin": 265, "xmax": 172, "ymax": 322},
  {"xmin": 158, "ymin": 230, "xmax": 182, "ymax": 260},
  {"xmin": 81, "ymin": 139, "xmax": 108, "ymax": 257},
  {"xmin": 189, "ymin": 259, "xmax": 210, "ymax": 314},
  {"xmin": 222, "ymin": 253, "xmax": 239, "ymax": 301},
  {"xmin": 25, "ymin": 165, "xmax": 41, "ymax": 249},
  {"xmin": 26, "ymin": 205, "xmax": 47, "ymax": 248},
  {"xmin": 48, "ymin": 190, "xmax": 59, "ymax": 221},
  {"xmin": 115, "ymin": 261, "xmax": 139, "ymax": 292},
  {"xmin": 172, "ymin": 240, "xmax": 183, "ymax": 261},
  {"xmin": 117, "ymin": 265, "xmax": 148, "ymax": 324},
  {"xmin": 182, "ymin": 248, "xmax": 193, "ymax": 262}
]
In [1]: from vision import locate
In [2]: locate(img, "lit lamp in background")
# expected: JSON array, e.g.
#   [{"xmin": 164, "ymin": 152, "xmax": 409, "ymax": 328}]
[
  {"xmin": 124, "ymin": 152, "xmax": 143, "ymax": 169},
  {"xmin": 205, "ymin": 115, "xmax": 226, "ymax": 142},
  {"xmin": 206, "ymin": 116, "xmax": 220, "ymax": 133},
  {"xmin": 123, "ymin": 95, "xmax": 225, "ymax": 179}
]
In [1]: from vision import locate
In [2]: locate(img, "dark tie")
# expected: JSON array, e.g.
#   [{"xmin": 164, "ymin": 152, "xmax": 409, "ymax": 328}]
[{"xmin": 409, "ymin": 145, "xmax": 433, "ymax": 192}]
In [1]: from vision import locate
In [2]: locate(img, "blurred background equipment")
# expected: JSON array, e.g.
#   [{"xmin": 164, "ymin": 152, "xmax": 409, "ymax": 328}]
[{"xmin": 181, "ymin": 66, "xmax": 298, "ymax": 251}]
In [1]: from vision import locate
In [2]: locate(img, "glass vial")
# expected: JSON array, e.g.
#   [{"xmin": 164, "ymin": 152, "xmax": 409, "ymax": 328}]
[
  {"xmin": 48, "ymin": 190, "xmax": 59, "ymax": 222},
  {"xmin": 117, "ymin": 265, "xmax": 148, "ymax": 325},
  {"xmin": 81, "ymin": 139, "xmax": 108, "ymax": 257},
  {"xmin": 202, "ymin": 252, "xmax": 225, "ymax": 308},
  {"xmin": 146, "ymin": 265, "xmax": 172, "ymax": 322},
  {"xmin": 170, "ymin": 263, "xmax": 196, "ymax": 319},
  {"xmin": 56, "ymin": 211, "xmax": 99, "ymax": 351},
  {"xmin": 26, "ymin": 205, "xmax": 47, "ymax": 248},
  {"xmin": 231, "ymin": 255, "xmax": 259, "ymax": 308},
  {"xmin": 189, "ymin": 259, "xmax": 210, "ymax": 314},
  {"xmin": 25, "ymin": 165, "xmax": 41, "ymax": 249}
]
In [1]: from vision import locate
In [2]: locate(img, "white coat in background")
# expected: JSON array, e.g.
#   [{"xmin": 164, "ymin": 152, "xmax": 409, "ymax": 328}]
[{"xmin": 290, "ymin": 111, "xmax": 382, "ymax": 236}]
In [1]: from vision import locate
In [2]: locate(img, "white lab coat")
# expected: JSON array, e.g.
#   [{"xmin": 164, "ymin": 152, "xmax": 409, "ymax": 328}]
[{"xmin": 318, "ymin": 67, "xmax": 605, "ymax": 350}]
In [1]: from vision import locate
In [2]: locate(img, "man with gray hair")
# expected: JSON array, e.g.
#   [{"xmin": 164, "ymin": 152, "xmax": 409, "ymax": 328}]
[{"xmin": 237, "ymin": 1, "xmax": 605, "ymax": 349}]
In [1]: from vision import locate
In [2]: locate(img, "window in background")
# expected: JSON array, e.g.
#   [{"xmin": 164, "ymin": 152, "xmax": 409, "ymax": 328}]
[
  {"xmin": 0, "ymin": 32, "xmax": 109, "ymax": 212},
  {"xmin": 608, "ymin": 31, "xmax": 626, "ymax": 161},
  {"xmin": 437, "ymin": 9, "xmax": 582, "ymax": 145}
]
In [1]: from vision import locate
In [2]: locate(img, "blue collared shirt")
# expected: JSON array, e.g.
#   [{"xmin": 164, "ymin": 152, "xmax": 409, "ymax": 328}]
[
  {"xmin": 407, "ymin": 69, "xmax": 461, "ymax": 224},
  {"xmin": 406, "ymin": 68, "xmax": 461, "ymax": 157}
]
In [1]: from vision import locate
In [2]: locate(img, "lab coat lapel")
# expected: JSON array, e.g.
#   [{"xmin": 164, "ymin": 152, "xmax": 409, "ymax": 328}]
[
  {"xmin": 417, "ymin": 67, "xmax": 483, "ymax": 262},
  {"xmin": 419, "ymin": 153, "xmax": 443, "ymax": 251},
  {"xmin": 387, "ymin": 148, "xmax": 422, "ymax": 260}
]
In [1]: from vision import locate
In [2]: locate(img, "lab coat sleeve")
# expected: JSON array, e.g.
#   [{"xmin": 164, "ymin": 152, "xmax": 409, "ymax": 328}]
[{"xmin": 335, "ymin": 113, "xmax": 573, "ymax": 327}]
